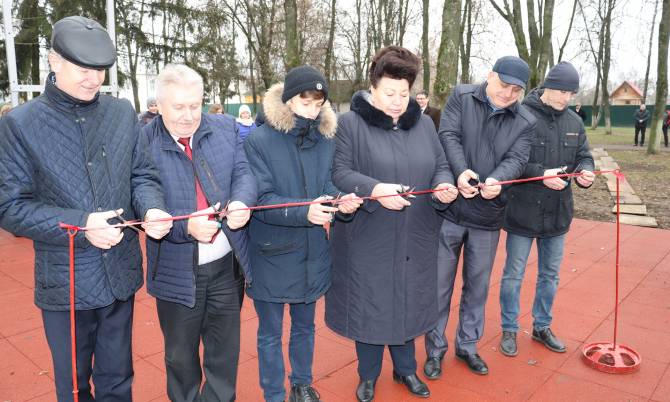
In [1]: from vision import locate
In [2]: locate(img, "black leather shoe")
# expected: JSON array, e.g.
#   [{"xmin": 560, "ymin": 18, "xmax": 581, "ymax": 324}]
[
  {"xmin": 356, "ymin": 378, "xmax": 377, "ymax": 402},
  {"xmin": 455, "ymin": 349, "xmax": 489, "ymax": 375},
  {"xmin": 423, "ymin": 354, "xmax": 444, "ymax": 379},
  {"xmin": 532, "ymin": 327, "xmax": 566, "ymax": 353},
  {"xmin": 289, "ymin": 384, "xmax": 321, "ymax": 402},
  {"xmin": 500, "ymin": 331, "xmax": 518, "ymax": 357},
  {"xmin": 392, "ymin": 372, "xmax": 430, "ymax": 398}
]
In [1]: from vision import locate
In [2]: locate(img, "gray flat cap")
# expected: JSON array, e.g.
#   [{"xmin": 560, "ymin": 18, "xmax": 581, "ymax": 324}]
[{"xmin": 51, "ymin": 16, "xmax": 116, "ymax": 69}]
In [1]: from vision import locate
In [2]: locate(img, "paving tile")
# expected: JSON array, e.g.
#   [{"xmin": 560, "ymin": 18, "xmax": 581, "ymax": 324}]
[
  {"xmin": 131, "ymin": 301, "xmax": 164, "ymax": 358},
  {"xmin": 528, "ymin": 372, "xmax": 646, "ymax": 402},
  {"xmin": 312, "ymin": 333, "xmax": 357, "ymax": 381},
  {"xmin": 0, "ymin": 290, "xmax": 43, "ymax": 338},
  {"xmin": 0, "ymin": 271, "xmax": 29, "ymax": 296},
  {"xmin": 625, "ymin": 285, "xmax": 670, "ymax": 307},
  {"xmin": 0, "ymin": 339, "xmax": 55, "ymax": 401},
  {"xmin": 132, "ymin": 358, "xmax": 168, "ymax": 402},
  {"xmin": 6, "ymin": 327, "xmax": 54, "ymax": 380},
  {"xmin": 557, "ymin": 345, "xmax": 667, "ymax": 398},
  {"xmin": 606, "ymin": 301, "xmax": 670, "ymax": 334},
  {"xmin": 235, "ymin": 358, "xmax": 266, "ymax": 401},
  {"xmin": 142, "ymin": 351, "xmax": 166, "ymax": 374},
  {"xmin": 650, "ymin": 365, "xmax": 670, "ymax": 402},
  {"xmin": 24, "ymin": 391, "xmax": 58, "ymax": 402}
]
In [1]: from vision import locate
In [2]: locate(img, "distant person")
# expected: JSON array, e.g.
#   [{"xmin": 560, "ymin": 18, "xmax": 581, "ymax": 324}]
[
  {"xmin": 574, "ymin": 102, "xmax": 587, "ymax": 123},
  {"xmin": 0, "ymin": 104, "xmax": 12, "ymax": 117},
  {"xmin": 208, "ymin": 103, "xmax": 224, "ymax": 114},
  {"xmin": 416, "ymin": 90, "xmax": 441, "ymax": 130},
  {"xmin": 236, "ymin": 104, "xmax": 256, "ymax": 141},
  {"xmin": 633, "ymin": 104, "xmax": 650, "ymax": 147},
  {"xmin": 138, "ymin": 97, "xmax": 158, "ymax": 127},
  {"xmin": 662, "ymin": 108, "xmax": 670, "ymax": 148}
]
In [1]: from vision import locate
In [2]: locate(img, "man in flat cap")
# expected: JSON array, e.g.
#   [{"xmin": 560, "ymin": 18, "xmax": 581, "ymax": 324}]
[
  {"xmin": 0, "ymin": 16, "xmax": 172, "ymax": 401},
  {"xmin": 498, "ymin": 61, "xmax": 594, "ymax": 358},
  {"xmin": 424, "ymin": 55, "xmax": 536, "ymax": 378}
]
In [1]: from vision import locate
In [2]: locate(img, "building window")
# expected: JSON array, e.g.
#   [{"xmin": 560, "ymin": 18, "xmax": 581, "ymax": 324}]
[{"xmin": 625, "ymin": 100, "xmax": 630, "ymax": 105}]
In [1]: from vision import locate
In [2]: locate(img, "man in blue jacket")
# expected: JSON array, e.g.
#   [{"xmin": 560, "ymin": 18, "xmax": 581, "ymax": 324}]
[
  {"xmin": 0, "ymin": 17, "xmax": 172, "ymax": 401},
  {"xmin": 424, "ymin": 56, "xmax": 535, "ymax": 379},
  {"xmin": 144, "ymin": 64, "xmax": 257, "ymax": 402}
]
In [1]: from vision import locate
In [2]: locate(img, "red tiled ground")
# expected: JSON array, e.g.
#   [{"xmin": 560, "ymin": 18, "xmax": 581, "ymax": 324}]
[{"xmin": 1, "ymin": 219, "xmax": 669, "ymax": 401}]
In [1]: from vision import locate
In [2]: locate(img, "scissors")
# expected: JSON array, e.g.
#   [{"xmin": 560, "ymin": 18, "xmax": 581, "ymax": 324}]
[{"xmin": 114, "ymin": 210, "xmax": 141, "ymax": 233}]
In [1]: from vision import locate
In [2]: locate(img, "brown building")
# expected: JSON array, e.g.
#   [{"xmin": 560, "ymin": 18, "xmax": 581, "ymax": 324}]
[{"xmin": 610, "ymin": 81, "xmax": 644, "ymax": 105}]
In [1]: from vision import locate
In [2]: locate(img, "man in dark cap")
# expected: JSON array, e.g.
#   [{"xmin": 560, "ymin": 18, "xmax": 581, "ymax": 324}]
[
  {"xmin": 424, "ymin": 55, "xmax": 536, "ymax": 378},
  {"xmin": 498, "ymin": 61, "xmax": 594, "ymax": 357},
  {"xmin": 0, "ymin": 16, "xmax": 172, "ymax": 401}
]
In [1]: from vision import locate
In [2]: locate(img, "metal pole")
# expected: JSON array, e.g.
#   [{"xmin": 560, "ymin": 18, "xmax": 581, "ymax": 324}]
[
  {"xmin": 3, "ymin": 0, "xmax": 19, "ymax": 106},
  {"xmin": 106, "ymin": 0, "xmax": 118, "ymax": 97}
]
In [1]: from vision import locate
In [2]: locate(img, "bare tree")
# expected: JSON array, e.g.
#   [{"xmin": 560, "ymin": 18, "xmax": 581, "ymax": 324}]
[
  {"xmin": 459, "ymin": 0, "xmax": 473, "ymax": 84},
  {"xmin": 284, "ymin": 0, "xmax": 300, "ymax": 70},
  {"xmin": 556, "ymin": 0, "xmax": 578, "ymax": 63},
  {"xmin": 324, "ymin": 0, "xmax": 337, "ymax": 83},
  {"xmin": 433, "ymin": 0, "xmax": 460, "ymax": 107},
  {"xmin": 647, "ymin": 0, "xmax": 669, "ymax": 154},
  {"xmin": 421, "ymin": 0, "xmax": 430, "ymax": 91},
  {"xmin": 489, "ymin": 0, "xmax": 556, "ymax": 89},
  {"xmin": 642, "ymin": 0, "xmax": 660, "ymax": 102}
]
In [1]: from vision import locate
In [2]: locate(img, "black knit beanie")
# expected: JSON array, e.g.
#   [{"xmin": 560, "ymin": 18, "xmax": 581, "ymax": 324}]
[
  {"xmin": 281, "ymin": 65, "xmax": 329, "ymax": 103},
  {"xmin": 542, "ymin": 61, "xmax": 580, "ymax": 92}
]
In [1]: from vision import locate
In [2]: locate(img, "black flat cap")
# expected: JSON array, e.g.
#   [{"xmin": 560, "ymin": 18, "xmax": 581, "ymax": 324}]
[
  {"xmin": 493, "ymin": 56, "xmax": 530, "ymax": 89},
  {"xmin": 51, "ymin": 16, "xmax": 116, "ymax": 69}
]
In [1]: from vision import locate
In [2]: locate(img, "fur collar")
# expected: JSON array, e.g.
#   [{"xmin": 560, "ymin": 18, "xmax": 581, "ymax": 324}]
[
  {"xmin": 350, "ymin": 90, "xmax": 422, "ymax": 130},
  {"xmin": 262, "ymin": 83, "xmax": 337, "ymax": 138}
]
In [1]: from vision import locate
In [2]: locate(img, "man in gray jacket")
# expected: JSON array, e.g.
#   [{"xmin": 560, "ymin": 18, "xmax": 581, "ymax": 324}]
[{"xmin": 424, "ymin": 56, "xmax": 535, "ymax": 378}]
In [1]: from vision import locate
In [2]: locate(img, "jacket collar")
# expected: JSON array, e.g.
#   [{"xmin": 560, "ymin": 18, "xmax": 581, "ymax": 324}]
[
  {"xmin": 523, "ymin": 87, "xmax": 567, "ymax": 119},
  {"xmin": 158, "ymin": 114, "xmax": 213, "ymax": 152},
  {"xmin": 262, "ymin": 83, "xmax": 337, "ymax": 138},
  {"xmin": 44, "ymin": 72, "xmax": 100, "ymax": 113},
  {"xmin": 350, "ymin": 90, "xmax": 422, "ymax": 131},
  {"xmin": 473, "ymin": 82, "xmax": 520, "ymax": 115}
]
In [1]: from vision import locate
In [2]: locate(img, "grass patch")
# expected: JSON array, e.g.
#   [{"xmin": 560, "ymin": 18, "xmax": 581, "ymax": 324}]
[
  {"xmin": 573, "ymin": 150, "xmax": 670, "ymax": 229},
  {"xmin": 584, "ymin": 127, "xmax": 635, "ymax": 146}
]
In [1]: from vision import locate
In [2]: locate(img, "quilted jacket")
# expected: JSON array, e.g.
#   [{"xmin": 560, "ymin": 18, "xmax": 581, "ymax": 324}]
[
  {"xmin": 143, "ymin": 114, "xmax": 256, "ymax": 308},
  {"xmin": 0, "ymin": 73, "xmax": 166, "ymax": 311}
]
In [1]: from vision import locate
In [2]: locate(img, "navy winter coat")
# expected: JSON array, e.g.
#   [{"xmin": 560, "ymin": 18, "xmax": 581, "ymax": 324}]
[
  {"xmin": 438, "ymin": 82, "xmax": 536, "ymax": 230},
  {"xmin": 503, "ymin": 88, "xmax": 594, "ymax": 238},
  {"xmin": 144, "ymin": 114, "xmax": 256, "ymax": 307},
  {"xmin": 243, "ymin": 83, "xmax": 339, "ymax": 303},
  {"xmin": 0, "ymin": 73, "xmax": 165, "ymax": 311}
]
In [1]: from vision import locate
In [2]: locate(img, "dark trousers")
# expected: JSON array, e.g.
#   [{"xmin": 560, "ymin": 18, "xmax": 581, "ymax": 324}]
[
  {"xmin": 42, "ymin": 296, "xmax": 135, "ymax": 402},
  {"xmin": 355, "ymin": 340, "xmax": 416, "ymax": 380},
  {"xmin": 635, "ymin": 125, "xmax": 646, "ymax": 146},
  {"xmin": 156, "ymin": 253, "xmax": 244, "ymax": 402},
  {"xmin": 254, "ymin": 300, "xmax": 316, "ymax": 402},
  {"xmin": 425, "ymin": 220, "xmax": 500, "ymax": 356},
  {"xmin": 663, "ymin": 125, "xmax": 668, "ymax": 147}
]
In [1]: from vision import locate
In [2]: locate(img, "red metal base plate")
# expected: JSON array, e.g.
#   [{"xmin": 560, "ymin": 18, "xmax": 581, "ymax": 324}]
[{"xmin": 582, "ymin": 342, "xmax": 641, "ymax": 374}]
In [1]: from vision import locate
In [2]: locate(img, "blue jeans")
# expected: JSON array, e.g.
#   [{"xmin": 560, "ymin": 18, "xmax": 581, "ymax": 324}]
[
  {"xmin": 254, "ymin": 300, "xmax": 316, "ymax": 402},
  {"xmin": 500, "ymin": 233, "xmax": 565, "ymax": 332}
]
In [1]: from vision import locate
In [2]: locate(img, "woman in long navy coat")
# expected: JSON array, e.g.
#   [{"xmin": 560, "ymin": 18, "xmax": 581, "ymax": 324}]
[{"xmin": 325, "ymin": 46, "xmax": 457, "ymax": 402}]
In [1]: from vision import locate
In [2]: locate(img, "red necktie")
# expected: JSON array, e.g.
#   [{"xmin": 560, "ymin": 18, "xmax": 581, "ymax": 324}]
[{"xmin": 178, "ymin": 137, "xmax": 218, "ymax": 242}]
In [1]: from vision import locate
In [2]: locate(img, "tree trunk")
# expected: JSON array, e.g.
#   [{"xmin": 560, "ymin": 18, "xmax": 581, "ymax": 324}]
[
  {"xmin": 324, "ymin": 0, "xmax": 337, "ymax": 84},
  {"xmin": 433, "ymin": 0, "xmax": 460, "ymax": 107},
  {"xmin": 459, "ymin": 0, "xmax": 473, "ymax": 84},
  {"xmin": 642, "ymin": 0, "xmax": 660, "ymax": 102},
  {"xmin": 422, "ymin": 0, "xmax": 430, "ymax": 91},
  {"xmin": 647, "ymin": 0, "xmax": 669, "ymax": 154},
  {"xmin": 600, "ymin": 0, "xmax": 615, "ymax": 135},
  {"xmin": 557, "ymin": 0, "xmax": 578, "ymax": 63},
  {"xmin": 284, "ymin": 0, "xmax": 300, "ymax": 71}
]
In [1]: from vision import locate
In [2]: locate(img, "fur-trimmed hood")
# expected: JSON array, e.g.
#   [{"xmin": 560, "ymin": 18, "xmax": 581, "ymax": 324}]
[
  {"xmin": 262, "ymin": 83, "xmax": 337, "ymax": 138},
  {"xmin": 350, "ymin": 90, "xmax": 423, "ymax": 131}
]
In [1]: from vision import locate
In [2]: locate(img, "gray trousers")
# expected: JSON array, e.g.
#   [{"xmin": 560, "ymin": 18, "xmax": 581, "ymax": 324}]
[{"xmin": 425, "ymin": 219, "xmax": 500, "ymax": 356}]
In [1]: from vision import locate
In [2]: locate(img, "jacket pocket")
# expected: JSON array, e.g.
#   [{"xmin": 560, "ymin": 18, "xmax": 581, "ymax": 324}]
[
  {"xmin": 530, "ymin": 139, "xmax": 546, "ymax": 164},
  {"xmin": 258, "ymin": 241, "xmax": 300, "ymax": 257},
  {"xmin": 560, "ymin": 133, "xmax": 579, "ymax": 165}
]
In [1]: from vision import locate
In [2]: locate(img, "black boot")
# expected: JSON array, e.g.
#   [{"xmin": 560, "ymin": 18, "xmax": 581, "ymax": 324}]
[
  {"xmin": 392, "ymin": 372, "xmax": 430, "ymax": 398},
  {"xmin": 356, "ymin": 378, "xmax": 377, "ymax": 402},
  {"xmin": 288, "ymin": 384, "xmax": 321, "ymax": 402},
  {"xmin": 532, "ymin": 327, "xmax": 566, "ymax": 353}
]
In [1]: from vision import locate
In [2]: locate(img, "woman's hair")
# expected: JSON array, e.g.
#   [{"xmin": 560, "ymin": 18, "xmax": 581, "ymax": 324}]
[
  {"xmin": 368, "ymin": 46, "xmax": 420, "ymax": 88},
  {"xmin": 208, "ymin": 103, "xmax": 223, "ymax": 114}
]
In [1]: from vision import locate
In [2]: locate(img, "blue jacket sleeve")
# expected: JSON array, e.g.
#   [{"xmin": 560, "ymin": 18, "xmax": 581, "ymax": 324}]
[
  {"xmin": 131, "ymin": 117, "xmax": 167, "ymax": 220},
  {"xmin": 244, "ymin": 134, "xmax": 312, "ymax": 227}
]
